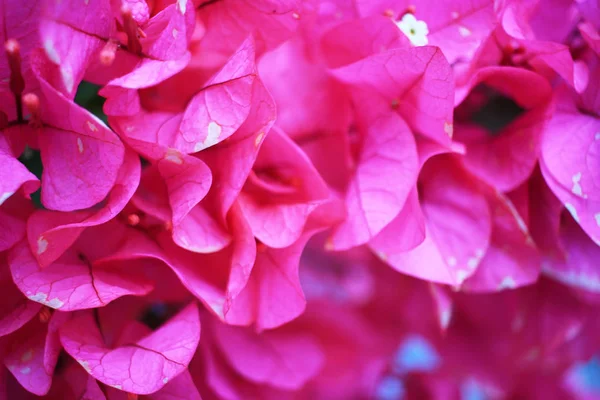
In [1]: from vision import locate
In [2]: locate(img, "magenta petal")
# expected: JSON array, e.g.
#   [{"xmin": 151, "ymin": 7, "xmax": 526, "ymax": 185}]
[
  {"xmin": 141, "ymin": 2, "xmax": 195, "ymax": 61},
  {"xmin": 8, "ymin": 240, "xmax": 153, "ymax": 311},
  {"xmin": 381, "ymin": 157, "xmax": 491, "ymax": 285},
  {"xmin": 543, "ymin": 214, "xmax": 600, "ymax": 294},
  {"xmin": 200, "ymin": 79, "xmax": 277, "ymax": 222},
  {"xmin": 369, "ymin": 189, "xmax": 426, "ymax": 259},
  {"xmin": 331, "ymin": 46, "xmax": 455, "ymax": 146},
  {"xmin": 240, "ymin": 128, "xmax": 330, "ymax": 248},
  {"xmin": 228, "ymin": 234, "xmax": 314, "ymax": 331},
  {"xmin": 0, "ymin": 136, "xmax": 39, "ymax": 207},
  {"xmin": 157, "ymin": 152, "xmax": 212, "ymax": 226},
  {"xmin": 59, "ymin": 302, "xmax": 201, "ymax": 394},
  {"xmin": 462, "ymin": 192, "xmax": 541, "ymax": 292},
  {"xmin": 541, "ymin": 110, "xmax": 600, "ymax": 243},
  {"xmin": 321, "ymin": 16, "xmax": 409, "ymax": 68},
  {"xmin": 0, "ymin": 260, "xmax": 41, "ymax": 338},
  {"xmin": 27, "ymin": 150, "xmax": 140, "ymax": 267},
  {"xmin": 3, "ymin": 319, "xmax": 55, "ymax": 396},
  {"xmin": 196, "ymin": 0, "xmax": 300, "ymax": 66},
  {"xmin": 213, "ymin": 322, "xmax": 324, "ymax": 390},
  {"xmin": 148, "ymin": 370, "xmax": 201, "ymax": 400},
  {"xmin": 258, "ymin": 38, "xmax": 352, "ymax": 139},
  {"xmin": 172, "ymin": 205, "xmax": 231, "ymax": 253},
  {"xmin": 329, "ymin": 105, "xmax": 418, "ymax": 249},
  {"xmin": 356, "ymin": 0, "xmax": 497, "ymax": 65}
]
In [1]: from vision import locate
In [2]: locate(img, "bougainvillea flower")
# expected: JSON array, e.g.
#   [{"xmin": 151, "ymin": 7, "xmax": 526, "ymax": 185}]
[
  {"xmin": 238, "ymin": 127, "xmax": 330, "ymax": 248},
  {"xmin": 27, "ymin": 51, "xmax": 126, "ymax": 212},
  {"xmin": 105, "ymin": 37, "xmax": 259, "ymax": 155},
  {"xmin": 0, "ymin": 255, "xmax": 41, "ymax": 338},
  {"xmin": 40, "ymin": 0, "xmax": 195, "ymax": 96},
  {"xmin": 3, "ymin": 310, "xmax": 68, "ymax": 395},
  {"xmin": 454, "ymin": 66, "xmax": 553, "ymax": 191},
  {"xmin": 540, "ymin": 88, "xmax": 600, "ymax": 245},
  {"xmin": 9, "ymin": 221, "xmax": 153, "ymax": 311},
  {"xmin": 371, "ymin": 155, "xmax": 490, "ymax": 286},
  {"xmin": 196, "ymin": 0, "xmax": 303, "ymax": 72},
  {"xmin": 26, "ymin": 149, "xmax": 140, "ymax": 267},
  {"xmin": 60, "ymin": 302, "xmax": 200, "ymax": 394},
  {"xmin": 355, "ymin": 0, "xmax": 498, "ymax": 65},
  {"xmin": 0, "ymin": 1, "xmax": 40, "ymax": 121},
  {"xmin": 331, "ymin": 45, "xmax": 455, "ymax": 146},
  {"xmin": 208, "ymin": 315, "xmax": 324, "ymax": 390}
]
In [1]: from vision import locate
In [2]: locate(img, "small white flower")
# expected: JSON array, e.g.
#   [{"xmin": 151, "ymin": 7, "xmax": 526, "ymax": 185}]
[{"xmin": 396, "ymin": 13, "xmax": 429, "ymax": 47}]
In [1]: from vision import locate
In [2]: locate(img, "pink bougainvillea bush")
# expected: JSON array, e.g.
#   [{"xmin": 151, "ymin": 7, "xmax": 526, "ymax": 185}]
[{"xmin": 1, "ymin": 0, "xmax": 600, "ymax": 398}]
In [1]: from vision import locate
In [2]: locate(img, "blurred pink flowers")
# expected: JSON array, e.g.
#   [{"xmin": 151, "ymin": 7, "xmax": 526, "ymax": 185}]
[{"xmin": 1, "ymin": 0, "xmax": 600, "ymax": 398}]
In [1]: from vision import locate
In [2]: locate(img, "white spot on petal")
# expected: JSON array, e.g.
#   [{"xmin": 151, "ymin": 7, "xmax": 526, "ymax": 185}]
[
  {"xmin": 396, "ymin": 13, "xmax": 429, "ymax": 46},
  {"xmin": 172, "ymin": 29, "xmax": 179, "ymax": 38},
  {"xmin": 20, "ymin": 367, "xmax": 31, "ymax": 375},
  {"xmin": 194, "ymin": 121, "xmax": 222, "ymax": 152},
  {"xmin": 571, "ymin": 172, "xmax": 583, "ymax": 196},
  {"xmin": 440, "ymin": 308, "xmax": 452, "ymax": 329},
  {"xmin": 61, "ymin": 67, "xmax": 74, "ymax": 94},
  {"xmin": 458, "ymin": 26, "xmax": 472, "ymax": 37},
  {"xmin": 565, "ymin": 203, "xmax": 579, "ymax": 222},
  {"xmin": 78, "ymin": 360, "xmax": 91, "ymax": 372},
  {"xmin": 456, "ymin": 270, "xmax": 469, "ymax": 285},
  {"xmin": 77, "ymin": 138, "xmax": 84, "ymax": 153},
  {"xmin": 37, "ymin": 236, "xmax": 48, "ymax": 255},
  {"xmin": 444, "ymin": 121, "xmax": 453, "ymax": 137},
  {"xmin": 255, "ymin": 131, "xmax": 266, "ymax": 148},
  {"xmin": 595, "ymin": 213, "xmax": 600, "ymax": 227},
  {"xmin": 44, "ymin": 40, "xmax": 61, "ymax": 64},
  {"xmin": 162, "ymin": 377, "xmax": 169, "ymax": 384},
  {"xmin": 112, "ymin": 385, "xmax": 122, "ymax": 390},
  {"xmin": 467, "ymin": 257, "xmax": 479, "ymax": 269},
  {"xmin": 377, "ymin": 251, "xmax": 388, "ymax": 262},
  {"xmin": 497, "ymin": 276, "xmax": 516, "ymax": 290},
  {"xmin": 0, "ymin": 191, "xmax": 14, "ymax": 205},
  {"xmin": 595, "ymin": 132, "xmax": 600, "ymax": 140},
  {"xmin": 165, "ymin": 149, "xmax": 183, "ymax": 164},
  {"xmin": 446, "ymin": 256, "xmax": 457, "ymax": 267},
  {"xmin": 28, "ymin": 292, "xmax": 64, "ymax": 309},
  {"xmin": 86, "ymin": 120, "xmax": 98, "ymax": 132},
  {"xmin": 177, "ymin": 0, "xmax": 186, "ymax": 14}
]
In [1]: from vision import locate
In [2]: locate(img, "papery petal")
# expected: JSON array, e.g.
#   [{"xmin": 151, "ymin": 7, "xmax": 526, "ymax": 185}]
[
  {"xmin": 199, "ymin": 79, "xmax": 277, "ymax": 222},
  {"xmin": 3, "ymin": 318, "xmax": 56, "ymax": 396},
  {"xmin": 0, "ymin": 136, "xmax": 39, "ymax": 207},
  {"xmin": 462, "ymin": 192, "xmax": 540, "ymax": 292},
  {"xmin": 328, "ymin": 101, "xmax": 418, "ymax": 249},
  {"xmin": 60, "ymin": 302, "xmax": 201, "ymax": 395},
  {"xmin": 456, "ymin": 67, "xmax": 553, "ymax": 191},
  {"xmin": 258, "ymin": 38, "xmax": 352, "ymax": 139},
  {"xmin": 381, "ymin": 157, "xmax": 491, "ymax": 285},
  {"xmin": 240, "ymin": 128, "xmax": 330, "ymax": 248},
  {"xmin": 8, "ymin": 239, "xmax": 153, "ymax": 311},
  {"xmin": 355, "ymin": 0, "xmax": 497, "ymax": 65},
  {"xmin": 331, "ymin": 46, "xmax": 455, "ymax": 145},
  {"xmin": 541, "ymin": 110, "xmax": 600, "ymax": 243},
  {"xmin": 213, "ymin": 322, "xmax": 324, "ymax": 390},
  {"xmin": 27, "ymin": 150, "xmax": 140, "ymax": 267},
  {"xmin": 543, "ymin": 215, "xmax": 600, "ymax": 294},
  {"xmin": 0, "ymin": 258, "xmax": 41, "ymax": 337}
]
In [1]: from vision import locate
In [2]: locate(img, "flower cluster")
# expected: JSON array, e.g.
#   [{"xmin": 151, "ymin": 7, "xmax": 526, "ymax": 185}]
[{"xmin": 1, "ymin": 0, "xmax": 599, "ymax": 398}]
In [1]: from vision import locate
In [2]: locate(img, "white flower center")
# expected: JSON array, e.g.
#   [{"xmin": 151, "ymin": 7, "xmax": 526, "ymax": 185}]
[{"xmin": 396, "ymin": 13, "xmax": 429, "ymax": 47}]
